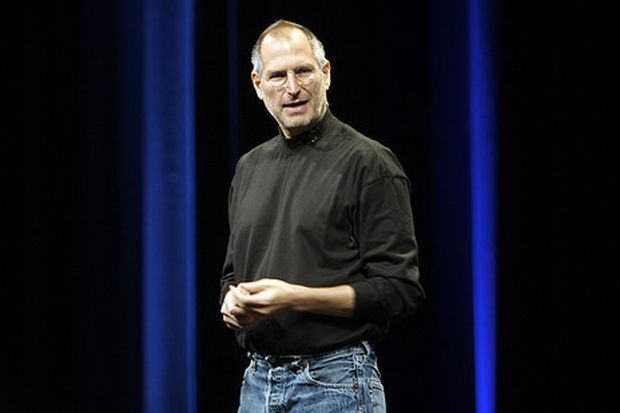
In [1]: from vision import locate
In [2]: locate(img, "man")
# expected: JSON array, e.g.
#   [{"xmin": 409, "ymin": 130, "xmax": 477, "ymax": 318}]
[{"xmin": 220, "ymin": 19, "xmax": 424, "ymax": 412}]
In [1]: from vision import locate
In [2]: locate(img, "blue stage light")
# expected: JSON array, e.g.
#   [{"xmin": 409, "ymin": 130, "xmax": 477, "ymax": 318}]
[
  {"xmin": 470, "ymin": 0, "xmax": 497, "ymax": 411},
  {"xmin": 142, "ymin": 0, "xmax": 197, "ymax": 412}
]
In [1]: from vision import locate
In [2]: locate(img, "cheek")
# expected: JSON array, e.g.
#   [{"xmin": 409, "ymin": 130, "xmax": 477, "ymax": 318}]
[
  {"xmin": 262, "ymin": 95, "xmax": 283, "ymax": 119},
  {"xmin": 262, "ymin": 92, "xmax": 280, "ymax": 108},
  {"xmin": 311, "ymin": 85, "xmax": 327, "ymax": 105}
]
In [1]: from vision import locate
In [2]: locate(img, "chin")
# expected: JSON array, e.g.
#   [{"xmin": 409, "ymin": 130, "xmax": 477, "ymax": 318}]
[{"xmin": 281, "ymin": 116, "xmax": 312, "ymax": 130}]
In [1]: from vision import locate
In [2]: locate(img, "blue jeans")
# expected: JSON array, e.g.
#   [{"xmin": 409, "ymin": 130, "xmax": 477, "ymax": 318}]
[{"xmin": 238, "ymin": 341, "xmax": 386, "ymax": 413}]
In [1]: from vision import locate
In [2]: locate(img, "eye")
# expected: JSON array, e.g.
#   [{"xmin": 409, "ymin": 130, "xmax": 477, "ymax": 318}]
[
  {"xmin": 295, "ymin": 67, "xmax": 314, "ymax": 80},
  {"xmin": 269, "ymin": 71, "xmax": 286, "ymax": 80}
]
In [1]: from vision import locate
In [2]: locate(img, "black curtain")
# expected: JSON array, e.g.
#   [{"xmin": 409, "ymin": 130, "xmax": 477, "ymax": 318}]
[
  {"xmin": 497, "ymin": 2, "xmax": 617, "ymax": 412},
  {"xmin": 8, "ymin": 1, "xmax": 141, "ymax": 412}
]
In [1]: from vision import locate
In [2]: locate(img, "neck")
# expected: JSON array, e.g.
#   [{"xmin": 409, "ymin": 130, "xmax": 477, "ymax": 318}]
[{"xmin": 282, "ymin": 105, "xmax": 328, "ymax": 139}]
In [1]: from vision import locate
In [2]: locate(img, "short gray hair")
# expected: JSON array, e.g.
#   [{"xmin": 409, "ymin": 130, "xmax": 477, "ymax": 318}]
[{"xmin": 251, "ymin": 20, "xmax": 328, "ymax": 75}]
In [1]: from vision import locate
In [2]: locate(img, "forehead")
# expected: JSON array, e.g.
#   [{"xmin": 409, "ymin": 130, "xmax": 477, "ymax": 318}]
[{"xmin": 260, "ymin": 29, "xmax": 317, "ymax": 71}]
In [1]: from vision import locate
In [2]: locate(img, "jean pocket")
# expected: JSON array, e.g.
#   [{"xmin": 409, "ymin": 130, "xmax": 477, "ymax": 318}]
[{"xmin": 303, "ymin": 354, "xmax": 358, "ymax": 388}]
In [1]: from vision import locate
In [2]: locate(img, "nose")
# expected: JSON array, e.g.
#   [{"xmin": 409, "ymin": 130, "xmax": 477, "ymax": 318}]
[{"xmin": 284, "ymin": 72, "xmax": 301, "ymax": 95}]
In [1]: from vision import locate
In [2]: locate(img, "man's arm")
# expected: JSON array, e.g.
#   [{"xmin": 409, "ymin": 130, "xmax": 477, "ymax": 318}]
[
  {"xmin": 348, "ymin": 175, "xmax": 424, "ymax": 321},
  {"xmin": 221, "ymin": 177, "xmax": 423, "ymax": 328},
  {"xmin": 220, "ymin": 279, "xmax": 354, "ymax": 331},
  {"xmin": 234, "ymin": 278, "xmax": 355, "ymax": 318}
]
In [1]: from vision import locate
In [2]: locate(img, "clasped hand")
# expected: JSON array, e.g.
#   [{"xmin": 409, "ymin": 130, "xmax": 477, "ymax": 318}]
[{"xmin": 220, "ymin": 278, "xmax": 298, "ymax": 330}]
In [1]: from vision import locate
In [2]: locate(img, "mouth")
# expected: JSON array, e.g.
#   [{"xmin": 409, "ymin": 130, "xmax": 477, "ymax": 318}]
[{"xmin": 282, "ymin": 100, "xmax": 309, "ymax": 110}]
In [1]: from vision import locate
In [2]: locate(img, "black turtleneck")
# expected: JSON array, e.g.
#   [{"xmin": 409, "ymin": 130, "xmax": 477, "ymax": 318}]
[{"xmin": 221, "ymin": 110, "xmax": 424, "ymax": 355}]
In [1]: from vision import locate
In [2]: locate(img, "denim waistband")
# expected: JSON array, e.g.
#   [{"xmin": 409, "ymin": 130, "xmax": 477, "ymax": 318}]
[{"xmin": 248, "ymin": 341, "xmax": 373, "ymax": 366}]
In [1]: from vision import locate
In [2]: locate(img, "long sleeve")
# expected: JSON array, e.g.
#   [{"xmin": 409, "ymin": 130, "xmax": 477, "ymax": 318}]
[
  {"xmin": 220, "ymin": 177, "xmax": 237, "ymax": 305},
  {"xmin": 350, "ymin": 175, "xmax": 424, "ymax": 322},
  {"xmin": 220, "ymin": 234, "xmax": 236, "ymax": 305}
]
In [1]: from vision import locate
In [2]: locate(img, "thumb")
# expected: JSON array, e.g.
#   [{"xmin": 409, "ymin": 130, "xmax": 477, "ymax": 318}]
[
  {"xmin": 238, "ymin": 279, "xmax": 272, "ymax": 294},
  {"xmin": 233, "ymin": 284, "xmax": 250, "ymax": 295}
]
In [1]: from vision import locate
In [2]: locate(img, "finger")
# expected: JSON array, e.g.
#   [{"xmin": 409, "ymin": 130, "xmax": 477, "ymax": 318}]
[
  {"xmin": 224, "ymin": 320, "xmax": 242, "ymax": 330},
  {"xmin": 236, "ymin": 296, "xmax": 281, "ymax": 315},
  {"xmin": 234, "ymin": 294, "xmax": 263, "ymax": 311},
  {"xmin": 224, "ymin": 310, "xmax": 262, "ymax": 330},
  {"xmin": 224, "ymin": 286, "xmax": 251, "ymax": 310},
  {"xmin": 222, "ymin": 313, "xmax": 244, "ymax": 330},
  {"xmin": 221, "ymin": 299, "xmax": 235, "ymax": 315},
  {"xmin": 237, "ymin": 289, "xmax": 275, "ymax": 306},
  {"xmin": 234, "ymin": 285, "xmax": 250, "ymax": 295},
  {"xmin": 226, "ymin": 285, "xmax": 244, "ymax": 301},
  {"xmin": 229, "ymin": 304, "xmax": 255, "ymax": 318},
  {"xmin": 223, "ymin": 300, "xmax": 263, "ymax": 322},
  {"xmin": 238, "ymin": 279, "xmax": 275, "ymax": 294}
]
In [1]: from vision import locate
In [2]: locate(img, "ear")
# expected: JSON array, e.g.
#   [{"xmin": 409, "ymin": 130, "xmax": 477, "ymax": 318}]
[
  {"xmin": 322, "ymin": 61, "xmax": 332, "ymax": 90},
  {"xmin": 251, "ymin": 71, "xmax": 263, "ymax": 100}
]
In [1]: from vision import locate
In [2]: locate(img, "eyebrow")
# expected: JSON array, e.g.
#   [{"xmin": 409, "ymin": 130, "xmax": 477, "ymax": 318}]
[
  {"xmin": 265, "ymin": 64, "xmax": 314, "ymax": 76},
  {"xmin": 266, "ymin": 70, "xmax": 286, "ymax": 76}
]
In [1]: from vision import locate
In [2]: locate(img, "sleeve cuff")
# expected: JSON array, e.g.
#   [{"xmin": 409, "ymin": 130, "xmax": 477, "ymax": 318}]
[
  {"xmin": 219, "ymin": 279, "xmax": 236, "ymax": 305},
  {"xmin": 351, "ymin": 281, "xmax": 385, "ymax": 321}
]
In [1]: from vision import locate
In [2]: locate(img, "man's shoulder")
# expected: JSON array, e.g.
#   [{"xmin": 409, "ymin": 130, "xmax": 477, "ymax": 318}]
[
  {"xmin": 346, "ymin": 130, "xmax": 389, "ymax": 157},
  {"xmin": 335, "ymin": 121, "xmax": 403, "ymax": 174},
  {"xmin": 332, "ymin": 116, "xmax": 389, "ymax": 153},
  {"xmin": 328, "ymin": 118, "xmax": 407, "ymax": 185}
]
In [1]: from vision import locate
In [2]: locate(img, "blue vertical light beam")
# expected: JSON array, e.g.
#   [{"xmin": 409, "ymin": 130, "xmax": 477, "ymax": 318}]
[
  {"xmin": 182, "ymin": 1, "xmax": 197, "ymax": 411},
  {"xmin": 470, "ymin": 0, "xmax": 497, "ymax": 412},
  {"xmin": 142, "ymin": 0, "xmax": 197, "ymax": 412}
]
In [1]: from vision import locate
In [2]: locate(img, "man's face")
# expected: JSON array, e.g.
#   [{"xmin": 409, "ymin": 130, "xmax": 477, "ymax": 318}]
[{"xmin": 252, "ymin": 29, "xmax": 331, "ymax": 138}]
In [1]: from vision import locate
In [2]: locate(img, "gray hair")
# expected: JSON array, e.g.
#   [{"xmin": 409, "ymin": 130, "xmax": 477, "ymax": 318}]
[{"xmin": 251, "ymin": 20, "xmax": 328, "ymax": 75}]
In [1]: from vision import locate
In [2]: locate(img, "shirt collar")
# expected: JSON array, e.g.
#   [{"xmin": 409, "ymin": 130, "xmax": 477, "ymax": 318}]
[{"xmin": 278, "ymin": 109, "xmax": 335, "ymax": 148}]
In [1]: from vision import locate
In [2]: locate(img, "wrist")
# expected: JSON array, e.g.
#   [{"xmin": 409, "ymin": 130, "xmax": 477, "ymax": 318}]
[
  {"xmin": 292, "ymin": 284, "xmax": 355, "ymax": 317},
  {"xmin": 291, "ymin": 284, "xmax": 312, "ymax": 312}
]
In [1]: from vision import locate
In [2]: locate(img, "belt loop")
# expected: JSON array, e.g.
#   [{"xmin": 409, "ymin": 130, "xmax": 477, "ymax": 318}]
[{"xmin": 361, "ymin": 340, "xmax": 373, "ymax": 359}]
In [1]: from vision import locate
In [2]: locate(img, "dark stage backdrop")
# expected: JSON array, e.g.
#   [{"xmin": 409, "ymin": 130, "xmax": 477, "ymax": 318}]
[{"xmin": 7, "ymin": 1, "xmax": 616, "ymax": 413}]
